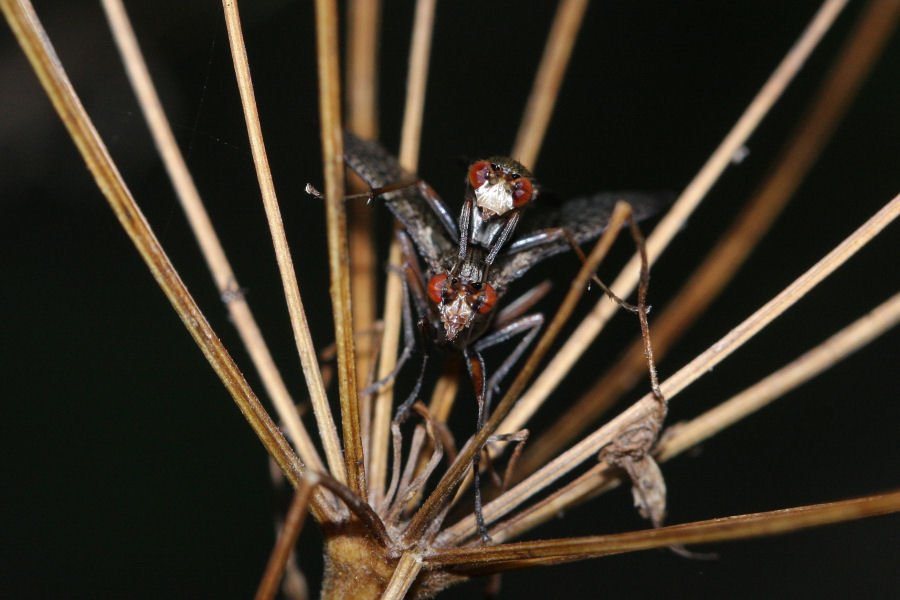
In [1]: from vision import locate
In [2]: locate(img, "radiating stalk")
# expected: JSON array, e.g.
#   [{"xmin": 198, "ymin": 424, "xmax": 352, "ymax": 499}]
[
  {"xmin": 517, "ymin": 0, "xmax": 900, "ymax": 473},
  {"xmin": 315, "ymin": 0, "xmax": 367, "ymax": 496},
  {"xmin": 0, "ymin": 0, "xmax": 326, "ymax": 520},
  {"xmin": 498, "ymin": 0, "xmax": 852, "ymax": 440}
]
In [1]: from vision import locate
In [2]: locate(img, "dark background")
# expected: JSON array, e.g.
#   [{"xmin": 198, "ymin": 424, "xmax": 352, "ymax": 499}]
[{"xmin": 2, "ymin": 1, "xmax": 898, "ymax": 598}]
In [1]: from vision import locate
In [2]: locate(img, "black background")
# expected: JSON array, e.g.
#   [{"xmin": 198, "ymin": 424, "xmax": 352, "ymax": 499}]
[{"xmin": 2, "ymin": 1, "xmax": 898, "ymax": 598}]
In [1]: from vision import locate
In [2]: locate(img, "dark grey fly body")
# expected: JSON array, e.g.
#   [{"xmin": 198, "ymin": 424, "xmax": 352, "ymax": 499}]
[
  {"xmin": 343, "ymin": 131, "xmax": 667, "ymax": 323},
  {"xmin": 342, "ymin": 131, "xmax": 669, "ymax": 542}
]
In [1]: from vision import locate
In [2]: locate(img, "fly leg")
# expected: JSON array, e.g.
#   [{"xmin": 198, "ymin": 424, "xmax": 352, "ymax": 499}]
[
  {"xmin": 359, "ymin": 230, "xmax": 436, "ymax": 397},
  {"xmin": 508, "ymin": 226, "xmax": 641, "ymax": 313},
  {"xmin": 492, "ymin": 280, "xmax": 551, "ymax": 328},
  {"xmin": 358, "ymin": 266, "xmax": 418, "ymax": 397},
  {"xmin": 306, "ymin": 178, "xmax": 459, "ymax": 241},
  {"xmin": 480, "ymin": 209, "xmax": 521, "ymax": 283},
  {"xmin": 473, "ymin": 313, "xmax": 544, "ymax": 410},
  {"xmin": 463, "ymin": 347, "xmax": 491, "ymax": 543}
]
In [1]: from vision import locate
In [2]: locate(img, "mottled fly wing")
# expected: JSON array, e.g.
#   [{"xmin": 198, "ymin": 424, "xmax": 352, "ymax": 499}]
[
  {"xmin": 491, "ymin": 191, "xmax": 671, "ymax": 292},
  {"xmin": 343, "ymin": 132, "xmax": 455, "ymax": 273}
]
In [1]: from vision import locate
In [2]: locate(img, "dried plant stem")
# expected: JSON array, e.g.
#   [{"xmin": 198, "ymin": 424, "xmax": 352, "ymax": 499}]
[
  {"xmin": 520, "ymin": 0, "xmax": 899, "ymax": 472},
  {"xmin": 346, "ymin": 0, "xmax": 380, "ymax": 392},
  {"xmin": 492, "ymin": 290, "xmax": 900, "ymax": 543},
  {"xmin": 487, "ymin": 463, "xmax": 613, "ymax": 545},
  {"xmin": 348, "ymin": 202, "xmax": 377, "ymax": 402},
  {"xmin": 444, "ymin": 193, "xmax": 900, "ymax": 543},
  {"xmin": 398, "ymin": 0, "xmax": 436, "ymax": 169},
  {"xmin": 381, "ymin": 551, "xmax": 423, "ymax": 600},
  {"xmin": 100, "ymin": 0, "xmax": 325, "ymax": 478},
  {"xmin": 407, "ymin": 203, "xmax": 634, "ymax": 543},
  {"xmin": 369, "ymin": 0, "xmax": 436, "ymax": 507},
  {"xmin": 370, "ymin": 240, "xmax": 404, "ymax": 507},
  {"xmin": 511, "ymin": 0, "xmax": 589, "ymax": 168},
  {"xmin": 658, "ymin": 194, "xmax": 898, "ymax": 400},
  {"xmin": 346, "ymin": 0, "xmax": 380, "ymax": 139},
  {"xmin": 428, "ymin": 490, "xmax": 900, "ymax": 572},
  {"xmin": 315, "ymin": 0, "xmax": 367, "ymax": 497},
  {"xmin": 429, "ymin": 360, "xmax": 461, "ymax": 422},
  {"xmin": 256, "ymin": 474, "xmax": 319, "ymax": 600},
  {"xmin": 0, "ymin": 0, "xmax": 325, "ymax": 519},
  {"xmin": 223, "ymin": 0, "xmax": 347, "ymax": 489},
  {"xmin": 498, "ymin": 0, "xmax": 851, "ymax": 439},
  {"xmin": 657, "ymin": 290, "xmax": 900, "ymax": 461}
]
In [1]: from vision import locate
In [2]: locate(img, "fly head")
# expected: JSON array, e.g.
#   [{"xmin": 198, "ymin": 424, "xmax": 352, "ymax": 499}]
[
  {"xmin": 427, "ymin": 272, "xmax": 497, "ymax": 343},
  {"xmin": 467, "ymin": 157, "xmax": 535, "ymax": 219}
]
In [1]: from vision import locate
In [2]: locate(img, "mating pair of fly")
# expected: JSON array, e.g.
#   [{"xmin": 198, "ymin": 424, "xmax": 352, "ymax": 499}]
[{"xmin": 317, "ymin": 132, "xmax": 666, "ymax": 541}]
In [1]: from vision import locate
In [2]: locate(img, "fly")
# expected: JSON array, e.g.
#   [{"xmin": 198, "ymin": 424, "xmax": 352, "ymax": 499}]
[{"xmin": 332, "ymin": 131, "xmax": 669, "ymax": 541}]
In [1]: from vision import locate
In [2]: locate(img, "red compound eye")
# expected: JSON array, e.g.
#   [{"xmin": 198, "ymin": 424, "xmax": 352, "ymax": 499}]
[
  {"xmin": 512, "ymin": 177, "xmax": 533, "ymax": 207},
  {"xmin": 468, "ymin": 160, "xmax": 492, "ymax": 189},
  {"xmin": 475, "ymin": 284, "xmax": 497, "ymax": 314},
  {"xmin": 428, "ymin": 273, "xmax": 449, "ymax": 305}
]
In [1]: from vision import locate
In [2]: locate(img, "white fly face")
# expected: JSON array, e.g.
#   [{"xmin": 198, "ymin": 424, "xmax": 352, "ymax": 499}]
[{"xmin": 473, "ymin": 178, "xmax": 515, "ymax": 218}]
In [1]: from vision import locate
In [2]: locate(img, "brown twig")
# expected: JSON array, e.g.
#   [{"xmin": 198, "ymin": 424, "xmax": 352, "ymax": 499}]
[
  {"xmin": 381, "ymin": 551, "xmax": 423, "ymax": 600},
  {"xmin": 398, "ymin": 0, "xmax": 436, "ymax": 170},
  {"xmin": 345, "ymin": 0, "xmax": 381, "ymax": 422},
  {"xmin": 486, "ymin": 463, "xmax": 613, "ymax": 545},
  {"xmin": 370, "ymin": 240, "xmax": 404, "ymax": 507},
  {"xmin": 511, "ymin": 0, "xmax": 590, "ymax": 168},
  {"xmin": 345, "ymin": 0, "xmax": 380, "ymax": 140},
  {"xmin": 442, "ymin": 193, "xmax": 900, "ymax": 543},
  {"xmin": 315, "ymin": 0, "xmax": 367, "ymax": 497},
  {"xmin": 101, "ymin": 0, "xmax": 327, "ymax": 478},
  {"xmin": 482, "ymin": 289, "xmax": 900, "ymax": 544},
  {"xmin": 369, "ymin": 0, "xmax": 437, "ymax": 508},
  {"xmin": 427, "ymin": 490, "xmax": 900, "ymax": 572},
  {"xmin": 223, "ymin": 0, "xmax": 348, "ymax": 490},
  {"xmin": 0, "ymin": 0, "xmax": 325, "ymax": 520},
  {"xmin": 656, "ymin": 289, "xmax": 900, "ymax": 462},
  {"xmin": 497, "ymin": 0, "xmax": 852, "ymax": 440},
  {"xmin": 255, "ymin": 474, "xmax": 319, "ymax": 600},
  {"xmin": 520, "ymin": 0, "xmax": 900, "ymax": 473}
]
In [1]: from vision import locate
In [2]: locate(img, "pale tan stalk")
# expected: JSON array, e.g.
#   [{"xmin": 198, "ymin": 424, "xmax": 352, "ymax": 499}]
[
  {"xmin": 403, "ymin": 367, "xmax": 460, "ymax": 509},
  {"xmin": 519, "ymin": 0, "xmax": 899, "ymax": 471},
  {"xmin": 224, "ymin": 0, "xmax": 347, "ymax": 487},
  {"xmin": 511, "ymin": 0, "xmax": 589, "ymax": 168},
  {"xmin": 428, "ymin": 491, "xmax": 900, "ymax": 571},
  {"xmin": 389, "ymin": 426, "xmax": 426, "ymax": 513},
  {"xmin": 487, "ymin": 463, "xmax": 613, "ymax": 545},
  {"xmin": 370, "ymin": 240, "xmax": 403, "ymax": 507},
  {"xmin": 492, "ymin": 290, "xmax": 900, "ymax": 543},
  {"xmin": 315, "ymin": 0, "xmax": 367, "ymax": 496},
  {"xmin": 429, "ymin": 362, "xmax": 460, "ymax": 422},
  {"xmin": 369, "ymin": 0, "xmax": 437, "ymax": 507},
  {"xmin": 346, "ymin": 0, "xmax": 380, "ymax": 139},
  {"xmin": 0, "ymin": 0, "xmax": 328, "ymax": 520},
  {"xmin": 443, "ymin": 194, "xmax": 900, "ymax": 543},
  {"xmin": 397, "ymin": 0, "xmax": 436, "ymax": 170},
  {"xmin": 255, "ymin": 473, "xmax": 319, "ymax": 600},
  {"xmin": 498, "ymin": 0, "xmax": 851, "ymax": 438},
  {"xmin": 406, "ymin": 203, "xmax": 634, "ymax": 543},
  {"xmin": 657, "ymin": 290, "xmax": 900, "ymax": 461},
  {"xmin": 656, "ymin": 194, "xmax": 898, "ymax": 400},
  {"xmin": 346, "ymin": 0, "xmax": 381, "ymax": 402},
  {"xmin": 380, "ymin": 551, "xmax": 423, "ymax": 600},
  {"xmin": 101, "ymin": 0, "xmax": 324, "ymax": 475}
]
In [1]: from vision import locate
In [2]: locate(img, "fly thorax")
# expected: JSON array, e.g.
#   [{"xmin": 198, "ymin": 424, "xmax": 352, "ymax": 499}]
[{"xmin": 470, "ymin": 206, "xmax": 505, "ymax": 249}]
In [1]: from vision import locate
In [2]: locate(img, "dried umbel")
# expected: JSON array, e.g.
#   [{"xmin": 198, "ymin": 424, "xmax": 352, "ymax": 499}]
[{"xmin": 3, "ymin": 0, "xmax": 899, "ymax": 598}]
